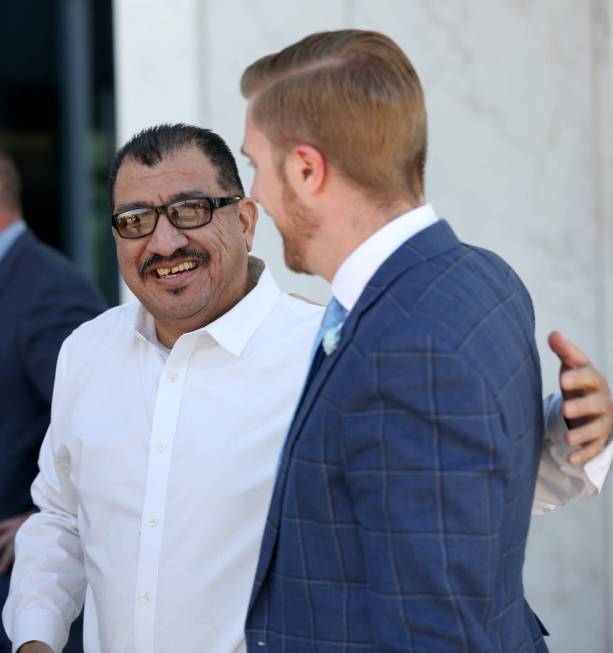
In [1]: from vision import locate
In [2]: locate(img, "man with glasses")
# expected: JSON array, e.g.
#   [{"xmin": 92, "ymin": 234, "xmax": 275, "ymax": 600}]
[
  {"xmin": 3, "ymin": 124, "xmax": 323, "ymax": 653},
  {"xmin": 4, "ymin": 124, "xmax": 611, "ymax": 653}
]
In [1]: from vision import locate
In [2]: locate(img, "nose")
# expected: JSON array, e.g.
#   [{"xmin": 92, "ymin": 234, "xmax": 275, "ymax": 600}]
[{"xmin": 145, "ymin": 213, "xmax": 189, "ymax": 256}]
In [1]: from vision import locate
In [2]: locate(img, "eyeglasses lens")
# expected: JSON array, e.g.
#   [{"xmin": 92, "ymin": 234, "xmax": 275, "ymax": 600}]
[
  {"xmin": 169, "ymin": 200, "xmax": 212, "ymax": 228},
  {"xmin": 116, "ymin": 209, "xmax": 156, "ymax": 238}
]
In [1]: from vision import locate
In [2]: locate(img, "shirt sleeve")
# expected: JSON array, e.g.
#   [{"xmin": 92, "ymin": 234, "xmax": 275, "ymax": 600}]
[
  {"xmin": 532, "ymin": 392, "xmax": 613, "ymax": 515},
  {"xmin": 1, "ymin": 346, "xmax": 85, "ymax": 653}
]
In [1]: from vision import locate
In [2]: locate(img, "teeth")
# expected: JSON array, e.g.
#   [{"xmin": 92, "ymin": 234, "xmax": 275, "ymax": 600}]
[{"xmin": 155, "ymin": 261, "xmax": 197, "ymax": 278}]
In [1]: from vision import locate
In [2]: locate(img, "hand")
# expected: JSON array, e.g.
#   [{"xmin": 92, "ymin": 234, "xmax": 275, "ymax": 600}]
[
  {"xmin": 17, "ymin": 642, "xmax": 53, "ymax": 653},
  {"xmin": 548, "ymin": 331, "xmax": 613, "ymax": 465},
  {"xmin": 0, "ymin": 510, "xmax": 32, "ymax": 574}
]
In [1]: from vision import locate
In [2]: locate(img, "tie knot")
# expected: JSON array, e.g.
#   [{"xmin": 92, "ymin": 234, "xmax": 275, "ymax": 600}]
[
  {"xmin": 309, "ymin": 297, "xmax": 349, "ymax": 360},
  {"xmin": 322, "ymin": 297, "xmax": 347, "ymax": 332},
  {"xmin": 318, "ymin": 297, "xmax": 348, "ymax": 356}
]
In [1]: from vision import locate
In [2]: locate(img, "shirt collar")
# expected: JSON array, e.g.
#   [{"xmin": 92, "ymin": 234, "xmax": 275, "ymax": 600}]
[
  {"xmin": 134, "ymin": 256, "xmax": 280, "ymax": 357},
  {"xmin": 0, "ymin": 220, "xmax": 26, "ymax": 263},
  {"xmin": 331, "ymin": 203, "xmax": 438, "ymax": 313}
]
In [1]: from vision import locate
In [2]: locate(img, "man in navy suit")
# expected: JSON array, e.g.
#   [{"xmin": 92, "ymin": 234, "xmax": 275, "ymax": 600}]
[
  {"xmin": 240, "ymin": 30, "xmax": 581, "ymax": 651},
  {"xmin": 0, "ymin": 150, "xmax": 106, "ymax": 652}
]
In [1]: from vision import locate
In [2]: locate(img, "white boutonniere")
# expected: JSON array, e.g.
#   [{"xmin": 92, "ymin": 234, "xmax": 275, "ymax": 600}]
[{"xmin": 322, "ymin": 324, "xmax": 343, "ymax": 355}]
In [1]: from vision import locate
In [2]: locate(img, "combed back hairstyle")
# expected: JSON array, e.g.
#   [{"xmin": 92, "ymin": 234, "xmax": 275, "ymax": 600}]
[
  {"xmin": 0, "ymin": 149, "xmax": 22, "ymax": 215},
  {"xmin": 108, "ymin": 124, "xmax": 245, "ymax": 207},
  {"xmin": 241, "ymin": 30, "xmax": 428, "ymax": 204}
]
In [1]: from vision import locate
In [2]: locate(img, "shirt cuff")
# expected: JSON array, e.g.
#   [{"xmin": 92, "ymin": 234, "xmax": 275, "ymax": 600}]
[
  {"xmin": 545, "ymin": 391, "xmax": 612, "ymax": 496},
  {"xmin": 11, "ymin": 607, "xmax": 67, "ymax": 653},
  {"xmin": 584, "ymin": 437, "xmax": 613, "ymax": 493}
]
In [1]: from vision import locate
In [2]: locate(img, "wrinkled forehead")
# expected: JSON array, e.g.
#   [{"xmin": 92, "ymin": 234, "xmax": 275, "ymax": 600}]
[{"xmin": 113, "ymin": 147, "xmax": 222, "ymax": 209}]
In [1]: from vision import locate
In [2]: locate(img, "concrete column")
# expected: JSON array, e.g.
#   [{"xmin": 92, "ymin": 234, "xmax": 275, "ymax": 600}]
[{"xmin": 59, "ymin": 0, "xmax": 93, "ymax": 276}]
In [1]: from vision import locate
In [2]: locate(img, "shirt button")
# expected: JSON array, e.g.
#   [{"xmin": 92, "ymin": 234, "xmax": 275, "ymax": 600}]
[
  {"xmin": 140, "ymin": 592, "xmax": 150, "ymax": 604},
  {"xmin": 157, "ymin": 442, "xmax": 167, "ymax": 452},
  {"xmin": 168, "ymin": 372, "xmax": 179, "ymax": 382},
  {"xmin": 147, "ymin": 517, "xmax": 158, "ymax": 527}
]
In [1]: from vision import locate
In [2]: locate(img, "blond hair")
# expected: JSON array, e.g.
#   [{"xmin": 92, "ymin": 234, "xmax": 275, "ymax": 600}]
[{"xmin": 241, "ymin": 30, "xmax": 427, "ymax": 203}]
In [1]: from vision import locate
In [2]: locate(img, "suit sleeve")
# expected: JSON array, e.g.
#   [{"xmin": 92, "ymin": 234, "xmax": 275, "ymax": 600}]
[
  {"xmin": 18, "ymin": 273, "xmax": 106, "ymax": 403},
  {"xmin": 2, "ymin": 346, "xmax": 85, "ymax": 653},
  {"xmin": 340, "ymin": 335, "xmax": 514, "ymax": 652}
]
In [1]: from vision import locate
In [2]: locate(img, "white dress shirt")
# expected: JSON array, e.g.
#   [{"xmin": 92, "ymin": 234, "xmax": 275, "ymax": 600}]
[
  {"xmin": 332, "ymin": 204, "xmax": 612, "ymax": 514},
  {"xmin": 3, "ymin": 248, "xmax": 610, "ymax": 652},
  {"xmin": 3, "ymin": 260, "xmax": 322, "ymax": 653}
]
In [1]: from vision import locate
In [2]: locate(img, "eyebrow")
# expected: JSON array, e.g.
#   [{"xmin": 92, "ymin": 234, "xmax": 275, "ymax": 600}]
[{"xmin": 114, "ymin": 189, "xmax": 211, "ymax": 214}]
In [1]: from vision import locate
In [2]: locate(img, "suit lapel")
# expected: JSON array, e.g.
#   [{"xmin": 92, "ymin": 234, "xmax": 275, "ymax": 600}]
[{"xmin": 248, "ymin": 220, "xmax": 462, "ymax": 614}]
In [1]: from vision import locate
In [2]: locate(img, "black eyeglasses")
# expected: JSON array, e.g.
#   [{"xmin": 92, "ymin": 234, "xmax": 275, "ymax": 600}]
[{"xmin": 111, "ymin": 195, "xmax": 242, "ymax": 239}]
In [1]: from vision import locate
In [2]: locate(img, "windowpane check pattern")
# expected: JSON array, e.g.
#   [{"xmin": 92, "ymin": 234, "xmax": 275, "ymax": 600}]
[{"xmin": 246, "ymin": 220, "xmax": 549, "ymax": 653}]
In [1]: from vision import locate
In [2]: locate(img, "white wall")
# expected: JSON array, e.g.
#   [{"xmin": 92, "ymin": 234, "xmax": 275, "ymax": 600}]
[{"xmin": 114, "ymin": 1, "xmax": 613, "ymax": 650}]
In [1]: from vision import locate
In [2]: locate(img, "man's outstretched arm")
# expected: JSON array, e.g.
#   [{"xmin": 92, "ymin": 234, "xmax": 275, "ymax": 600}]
[
  {"xmin": 534, "ymin": 332, "xmax": 613, "ymax": 514},
  {"xmin": 2, "ymin": 348, "xmax": 85, "ymax": 653}
]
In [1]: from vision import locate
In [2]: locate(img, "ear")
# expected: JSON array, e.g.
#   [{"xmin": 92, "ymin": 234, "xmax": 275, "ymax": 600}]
[
  {"xmin": 237, "ymin": 198, "xmax": 259, "ymax": 251},
  {"xmin": 285, "ymin": 144, "xmax": 326, "ymax": 200}
]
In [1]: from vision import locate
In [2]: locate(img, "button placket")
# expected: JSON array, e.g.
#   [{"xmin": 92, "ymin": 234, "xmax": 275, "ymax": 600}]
[{"xmin": 133, "ymin": 336, "xmax": 195, "ymax": 652}]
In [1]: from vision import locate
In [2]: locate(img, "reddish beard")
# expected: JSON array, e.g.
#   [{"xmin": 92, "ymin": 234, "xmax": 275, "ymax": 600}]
[{"xmin": 279, "ymin": 177, "xmax": 318, "ymax": 274}]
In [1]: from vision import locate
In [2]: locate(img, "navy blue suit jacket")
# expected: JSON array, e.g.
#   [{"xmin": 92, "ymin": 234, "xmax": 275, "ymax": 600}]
[
  {"xmin": 0, "ymin": 228, "xmax": 106, "ymax": 521},
  {"xmin": 246, "ymin": 220, "xmax": 548, "ymax": 652}
]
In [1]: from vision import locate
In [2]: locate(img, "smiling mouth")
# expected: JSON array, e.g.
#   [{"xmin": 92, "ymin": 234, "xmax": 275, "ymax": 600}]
[{"xmin": 153, "ymin": 260, "xmax": 198, "ymax": 279}]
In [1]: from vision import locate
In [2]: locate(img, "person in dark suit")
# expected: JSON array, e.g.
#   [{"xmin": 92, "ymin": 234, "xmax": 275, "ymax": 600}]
[
  {"xmin": 239, "ymin": 30, "xmax": 592, "ymax": 651},
  {"xmin": 0, "ymin": 150, "xmax": 106, "ymax": 652}
]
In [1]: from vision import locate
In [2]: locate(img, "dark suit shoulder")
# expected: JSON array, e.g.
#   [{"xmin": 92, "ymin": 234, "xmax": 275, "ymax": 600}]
[
  {"xmin": 382, "ymin": 240, "xmax": 534, "ymax": 341},
  {"xmin": 362, "ymin": 237, "xmax": 539, "ymax": 398},
  {"xmin": 5, "ymin": 230, "xmax": 107, "ymax": 316},
  {"xmin": 17, "ymin": 232, "xmax": 102, "ymax": 293}
]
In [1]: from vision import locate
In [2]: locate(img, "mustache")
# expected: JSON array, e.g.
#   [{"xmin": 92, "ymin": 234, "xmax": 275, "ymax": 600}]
[{"xmin": 139, "ymin": 248, "xmax": 211, "ymax": 280}]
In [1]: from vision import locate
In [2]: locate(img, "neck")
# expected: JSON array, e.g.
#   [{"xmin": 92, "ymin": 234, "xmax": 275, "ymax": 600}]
[
  {"xmin": 0, "ymin": 215, "xmax": 21, "ymax": 234},
  {"xmin": 314, "ymin": 198, "xmax": 418, "ymax": 283},
  {"xmin": 154, "ymin": 272, "xmax": 256, "ymax": 349}
]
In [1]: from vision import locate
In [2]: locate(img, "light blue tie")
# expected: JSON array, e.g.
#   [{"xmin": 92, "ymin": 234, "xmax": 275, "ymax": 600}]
[
  {"xmin": 310, "ymin": 297, "xmax": 348, "ymax": 359},
  {"xmin": 276, "ymin": 297, "xmax": 349, "ymax": 473}
]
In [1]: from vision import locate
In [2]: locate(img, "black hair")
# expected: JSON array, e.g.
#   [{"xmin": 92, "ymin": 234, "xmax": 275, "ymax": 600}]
[{"xmin": 108, "ymin": 123, "xmax": 244, "ymax": 207}]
